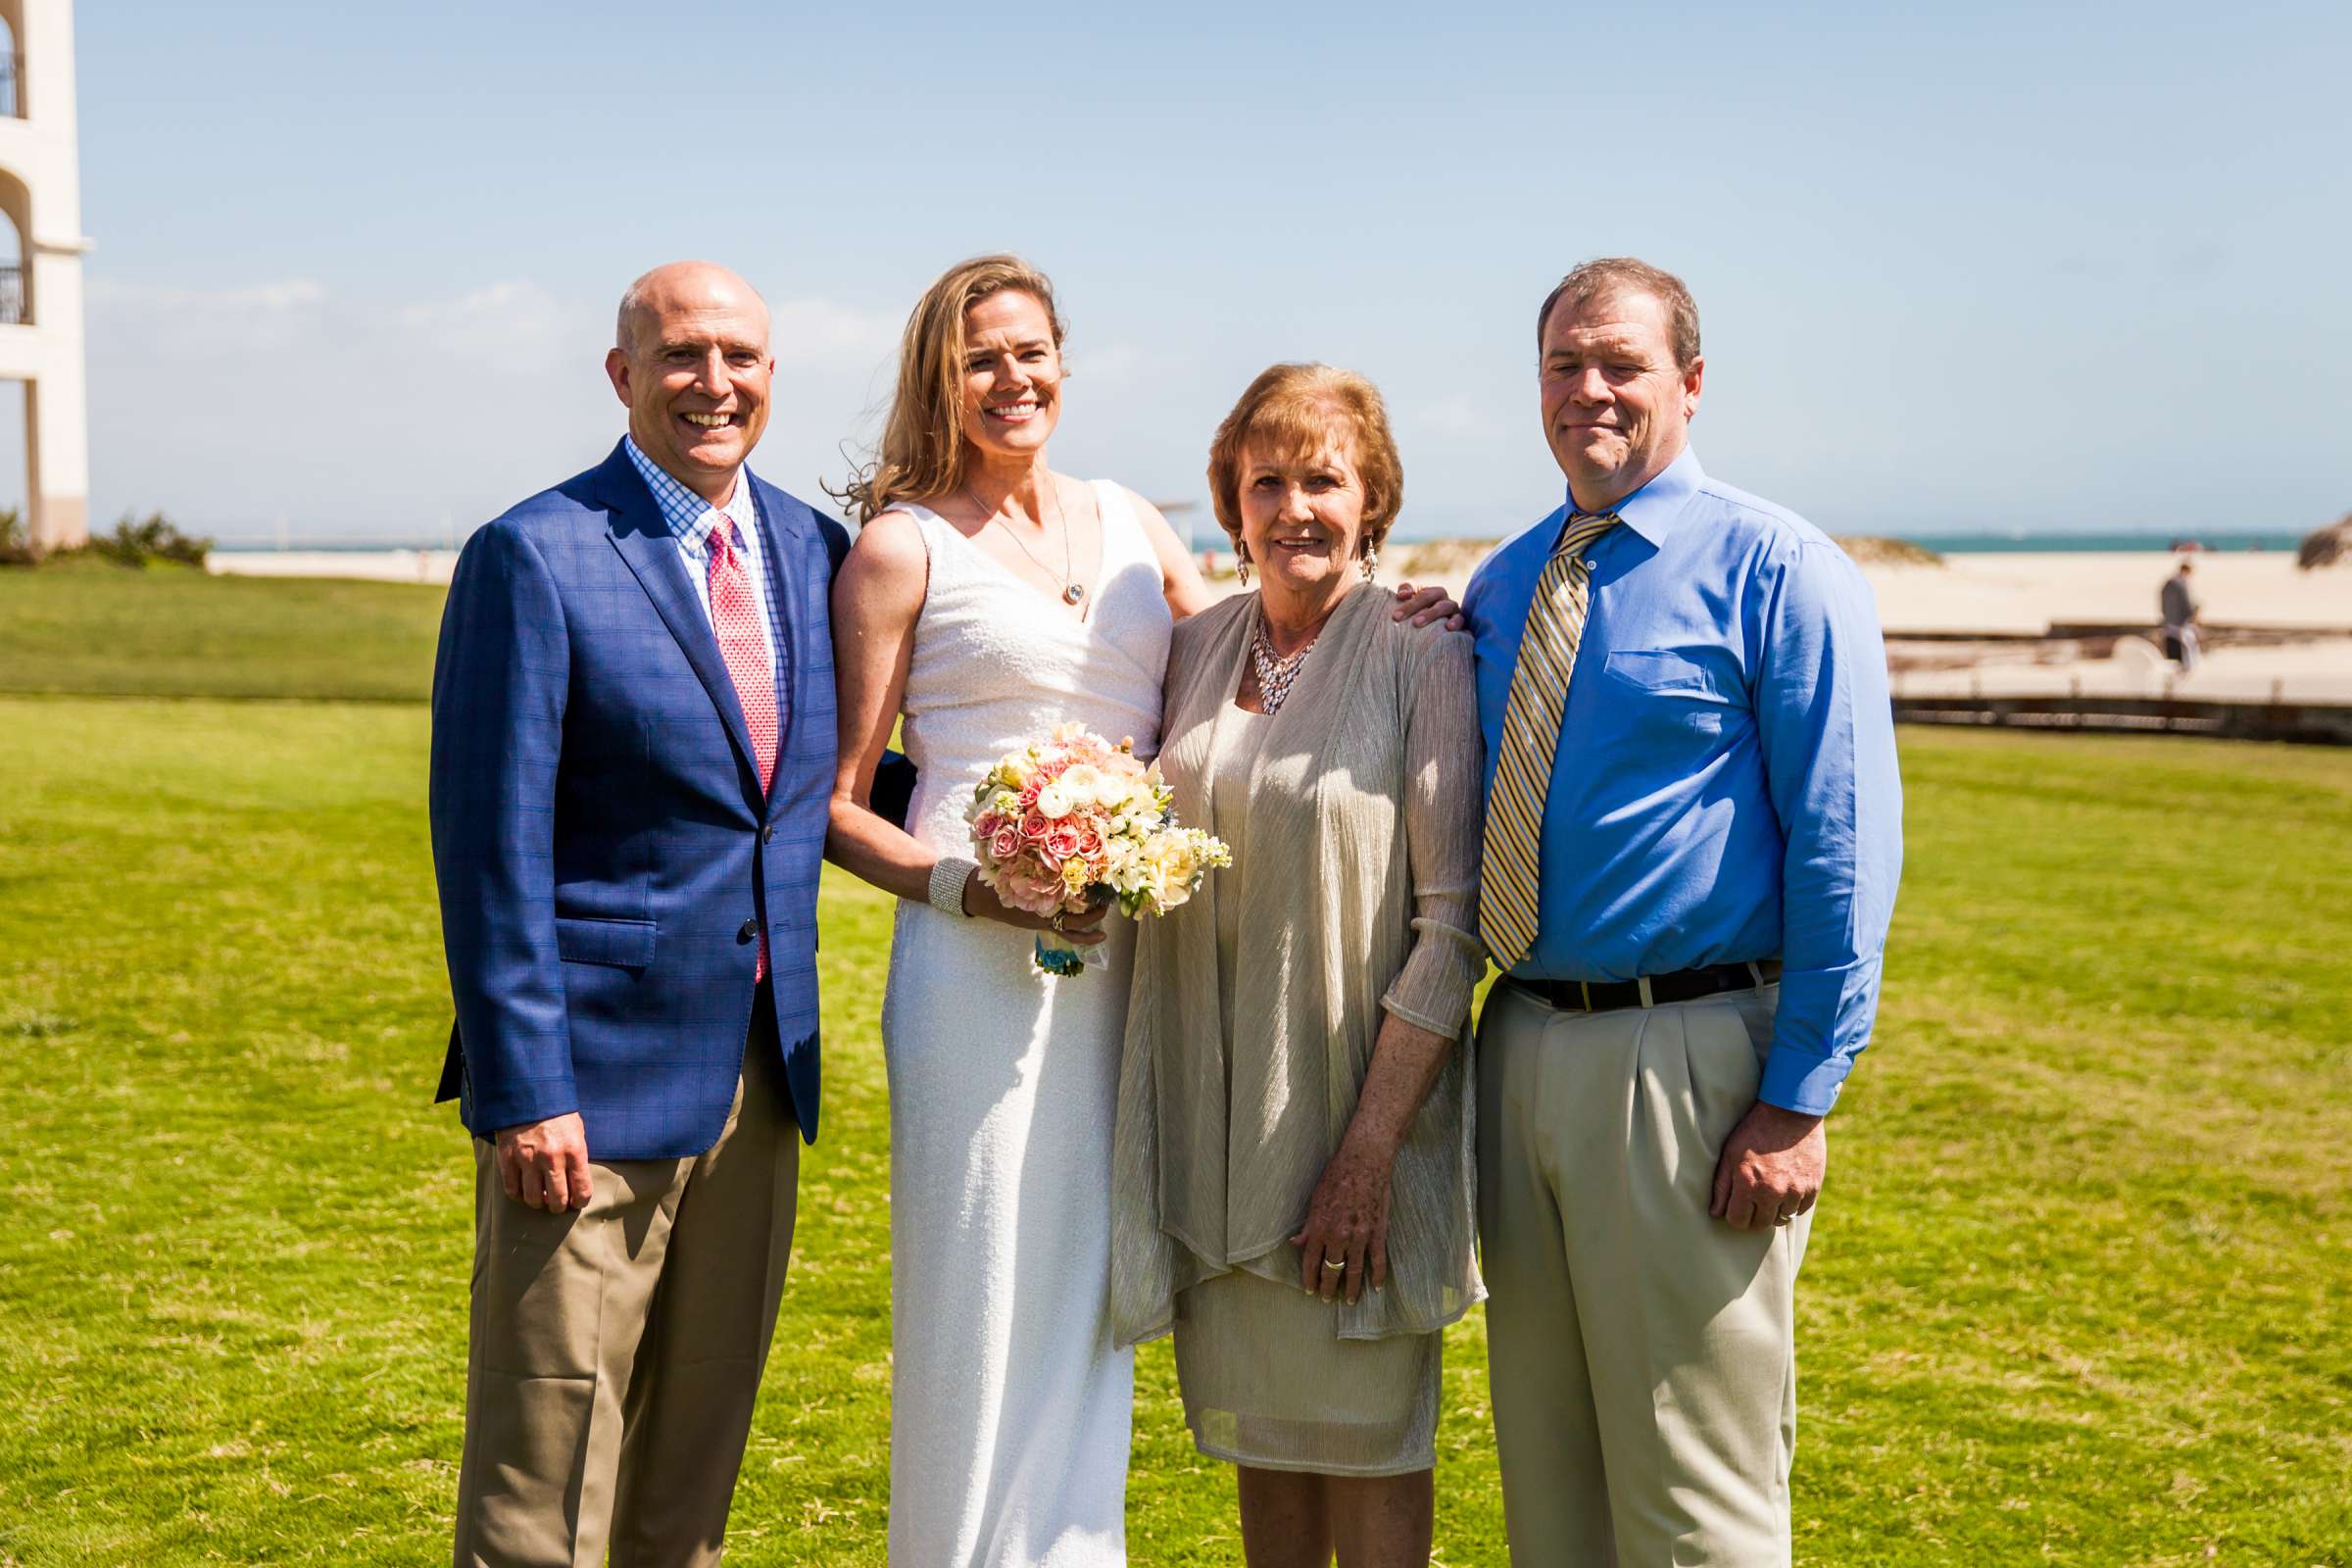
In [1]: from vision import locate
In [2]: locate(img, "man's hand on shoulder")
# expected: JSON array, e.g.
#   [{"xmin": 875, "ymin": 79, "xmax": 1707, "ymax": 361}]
[
  {"xmin": 496, "ymin": 1112, "xmax": 592, "ymax": 1211},
  {"xmin": 1710, "ymin": 1101, "xmax": 1825, "ymax": 1231},
  {"xmin": 1391, "ymin": 580, "xmax": 1465, "ymax": 630}
]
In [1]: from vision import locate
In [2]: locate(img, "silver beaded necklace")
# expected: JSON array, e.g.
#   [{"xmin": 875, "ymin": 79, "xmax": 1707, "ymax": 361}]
[{"xmin": 1250, "ymin": 609, "xmax": 1319, "ymax": 715}]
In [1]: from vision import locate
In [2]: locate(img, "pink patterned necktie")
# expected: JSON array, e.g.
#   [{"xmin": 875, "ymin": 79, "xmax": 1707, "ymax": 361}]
[{"xmin": 707, "ymin": 514, "xmax": 776, "ymax": 979}]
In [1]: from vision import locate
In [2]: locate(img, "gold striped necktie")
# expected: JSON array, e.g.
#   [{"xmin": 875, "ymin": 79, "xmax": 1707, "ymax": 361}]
[{"xmin": 1478, "ymin": 511, "xmax": 1620, "ymax": 969}]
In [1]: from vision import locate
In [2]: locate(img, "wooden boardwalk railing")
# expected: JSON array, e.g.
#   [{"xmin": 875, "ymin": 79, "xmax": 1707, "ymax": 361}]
[{"xmin": 1893, "ymin": 695, "xmax": 2352, "ymax": 746}]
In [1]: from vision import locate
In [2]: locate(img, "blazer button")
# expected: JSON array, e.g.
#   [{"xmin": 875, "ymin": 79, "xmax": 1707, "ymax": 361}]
[
  {"xmin": 738, "ymin": 918, "xmax": 760, "ymax": 943},
  {"xmin": 761, "ymin": 823, "xmax": 775, "ymax": 844}
]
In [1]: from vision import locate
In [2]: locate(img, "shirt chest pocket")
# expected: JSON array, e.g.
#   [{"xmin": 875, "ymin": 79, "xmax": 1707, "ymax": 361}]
[{"xmin": 1599, "ymin": 649, "xmax": 1737, "ymax": 740}]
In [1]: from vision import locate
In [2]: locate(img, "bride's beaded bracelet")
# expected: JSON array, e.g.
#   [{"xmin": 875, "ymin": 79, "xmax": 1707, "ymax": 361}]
[{"xmin": 928, "ymin": 855, "xmax": 979, "ymax": 918}]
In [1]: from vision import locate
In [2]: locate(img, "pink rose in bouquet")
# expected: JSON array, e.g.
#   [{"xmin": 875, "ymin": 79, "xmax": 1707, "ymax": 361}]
[{"xmin": 964, "ymin": 722, "xmax": 1232, "ymax": 976}]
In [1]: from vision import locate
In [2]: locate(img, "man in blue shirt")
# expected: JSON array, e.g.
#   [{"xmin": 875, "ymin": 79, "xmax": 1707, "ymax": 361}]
[{"xmin": 1465, "ymin": 257, "xmax": 1901, "ymax": 1565}]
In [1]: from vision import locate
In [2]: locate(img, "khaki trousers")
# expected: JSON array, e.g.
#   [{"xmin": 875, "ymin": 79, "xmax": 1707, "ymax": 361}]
[
  {"xmin": 1477, "ymin": 981, "xmax": 1808, "ymax": 1567},
  {"xmin": 452, "ymin": 1038, "xmax": 799, "ymax": 1568}
]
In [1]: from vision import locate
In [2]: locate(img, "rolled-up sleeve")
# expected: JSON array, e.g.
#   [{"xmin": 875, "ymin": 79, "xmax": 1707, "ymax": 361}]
[
  {"xmin": 1381, "ymin": 631, "xmax": 1490, "ymax": 1037},
  {"xmin": 1753, "ymin": 539, "xmax": 1903, "ymax": 1115},
  {"xmin": 428, "ymin": 520, "xmax": 578, "ymax": 1133}
]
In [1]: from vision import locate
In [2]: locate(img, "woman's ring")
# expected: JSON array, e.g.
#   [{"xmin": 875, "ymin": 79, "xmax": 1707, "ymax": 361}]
[
  {"xmin": 1322, "ymin": 1255, "xmax": 1348, "ymax": 1271},
  {"xmin": 1051, "ymin": 912, "xmax": 1065, "ymax": 933}
]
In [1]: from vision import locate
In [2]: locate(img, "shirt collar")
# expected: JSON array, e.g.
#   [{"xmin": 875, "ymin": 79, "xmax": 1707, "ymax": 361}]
[
  {"xmin": 1564, "ymin": 443, "xmax": 1704, "ymax": 549},
  {"xmin": 622, "ymin": 435, "xmax": 754, "ymax": 552}
]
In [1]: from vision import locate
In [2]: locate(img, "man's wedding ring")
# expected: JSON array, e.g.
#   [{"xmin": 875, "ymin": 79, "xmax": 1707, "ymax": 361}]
[{"xmin": 1322, "ymin": 1255, "xmax": 1348, "ymax": 1271}]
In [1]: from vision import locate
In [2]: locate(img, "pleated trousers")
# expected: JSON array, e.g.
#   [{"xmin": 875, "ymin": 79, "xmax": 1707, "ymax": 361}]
[
  {"xmin": 452, "ymin": 1029, "xmax": 799, "ymax": 1568},
  {"xmin": 1477, "ymin": 980, "xmax": 1808, "ymax": 1567}
]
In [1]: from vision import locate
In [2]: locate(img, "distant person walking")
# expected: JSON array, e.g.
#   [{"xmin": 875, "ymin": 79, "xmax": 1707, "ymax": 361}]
[
  {"xmin": 1461, "ymin": 257, "xmax": 1903, "ymax": 1565},
  {"xmin": 2161, "ymin": 559, "xmax": 2201, "ymax": 670},
  {"xmin": 431, "ymin": 261, "xmax": 846, "ymax": 1567}
]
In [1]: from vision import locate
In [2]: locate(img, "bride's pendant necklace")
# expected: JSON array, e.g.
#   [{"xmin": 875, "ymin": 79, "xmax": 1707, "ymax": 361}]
[
  {"xmin": 1250, "ymin": 611, "xmax": 1319, "ymax": 715},
  {"xmin": 968, "ymin": 479, "xmax": 1086, "ymax": 607}
]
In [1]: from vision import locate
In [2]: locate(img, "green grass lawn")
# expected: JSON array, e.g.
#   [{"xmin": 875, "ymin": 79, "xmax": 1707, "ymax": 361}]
[
  {"xmin": 0, "ymin": 559, "xmax": 441, "ymax": 701},
  {"xmin": 2, "ymin": 578, "xmax": 2348, "ymax": 1565}
]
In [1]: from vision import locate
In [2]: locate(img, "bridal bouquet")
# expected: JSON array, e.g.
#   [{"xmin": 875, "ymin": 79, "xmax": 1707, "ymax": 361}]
[{"xmin": 966, "ymin": 722, "xmax": 1231, "ymax": 976}]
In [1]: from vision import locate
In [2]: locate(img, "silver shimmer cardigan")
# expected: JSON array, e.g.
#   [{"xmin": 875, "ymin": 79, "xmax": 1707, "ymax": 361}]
[{"xmin": 1109, "ymin": 584, "xmax": 1488, "ymax": 1347}]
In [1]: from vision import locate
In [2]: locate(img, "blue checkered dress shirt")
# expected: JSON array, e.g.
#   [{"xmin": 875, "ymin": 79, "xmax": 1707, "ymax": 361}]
[{"xmin": 622, "ymin": 436, "xmax": 786, "ymax": 730}]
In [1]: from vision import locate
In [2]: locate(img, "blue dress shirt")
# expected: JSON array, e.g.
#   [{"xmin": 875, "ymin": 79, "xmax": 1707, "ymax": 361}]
[
  {"xmin": 622, "ymin": 436, "xmax": 783, "ymax": 719},
  {"xmin": 1462, "ymin": 446, "xmax": 1902, "ymax": 1115}
]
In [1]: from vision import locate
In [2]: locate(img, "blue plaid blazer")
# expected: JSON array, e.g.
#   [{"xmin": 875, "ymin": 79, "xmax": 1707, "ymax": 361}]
[{"xmin": 430, "ymin": 440, "xmax": 848, "ymax": 1154}]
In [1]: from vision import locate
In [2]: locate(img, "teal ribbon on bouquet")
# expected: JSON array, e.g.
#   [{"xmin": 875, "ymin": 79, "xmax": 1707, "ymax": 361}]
[{"xmin": 1033, "ymin": 887, "xmax": 1112, "ymax": 977}]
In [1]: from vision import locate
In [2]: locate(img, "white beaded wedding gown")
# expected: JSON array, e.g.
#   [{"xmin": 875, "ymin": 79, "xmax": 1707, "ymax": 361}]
[{"xmin": 879, "ymin": 483, "xmax": 1171, "ymax": 1566}]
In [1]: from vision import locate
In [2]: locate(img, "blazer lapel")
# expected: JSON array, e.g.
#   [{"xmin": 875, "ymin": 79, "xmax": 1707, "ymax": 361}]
[
  {"xmin": 750, "ymin": 476, "xmax": 810, "ymax": 823},
  {"xmin": 597, "ymin": 446, "xmax": 760, "ymax": 785}
]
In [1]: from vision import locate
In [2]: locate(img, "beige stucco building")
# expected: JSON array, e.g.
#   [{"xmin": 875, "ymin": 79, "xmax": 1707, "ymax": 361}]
[{"xmin": 0, "ymin": 0, "xmax": 86, "ymax": 550}]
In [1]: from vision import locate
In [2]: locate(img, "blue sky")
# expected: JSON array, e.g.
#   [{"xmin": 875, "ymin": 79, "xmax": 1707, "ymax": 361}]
[{"xmin": 32, "ymin": 0, "xmax": 2352, "ymax": 543}]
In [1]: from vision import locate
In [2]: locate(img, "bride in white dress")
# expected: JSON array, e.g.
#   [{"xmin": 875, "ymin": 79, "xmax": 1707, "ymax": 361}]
[
  {"xmin": 827, "ymin": 256, "xmax": 1456, "ymax": 1565},
  {"xmin": 827, "ymin": 256, "xmax": 1214, "ymax": 1566}
]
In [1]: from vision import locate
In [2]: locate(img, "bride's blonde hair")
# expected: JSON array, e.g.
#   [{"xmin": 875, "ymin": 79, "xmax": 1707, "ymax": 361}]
[{"xmin": 832, "ymin": 254, "xmax": 1068, "ymax": 525}]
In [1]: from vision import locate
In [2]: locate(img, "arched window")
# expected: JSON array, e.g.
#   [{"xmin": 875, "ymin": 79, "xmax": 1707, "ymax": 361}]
[
  {"xmin": 0, "ymin": 170, "xmax": 26, "ymax": 325},
  {"xmin": 0, "ymin": 7, "xmax": 19, "ymax": 120}
]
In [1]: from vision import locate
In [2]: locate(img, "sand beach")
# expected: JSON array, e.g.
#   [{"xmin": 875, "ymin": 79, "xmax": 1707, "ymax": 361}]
[
  {"xmin": 1860, "ymin": 553, "xmax": 2352, "ymax": 706},
  {"xmin": 211, "ymin": 548, "xmax": 458, "ymax": 585},
  {"xmin": 1376, "ymin": 542, "xmax": 2352, "ymax": 708},
  {"xmin": 213, "ymin": 541, "xmax": 2352, "ymax": 708},
  {"xmin": 1864, "ymin": 551, "xmax": 2345, "ymax": 636}
]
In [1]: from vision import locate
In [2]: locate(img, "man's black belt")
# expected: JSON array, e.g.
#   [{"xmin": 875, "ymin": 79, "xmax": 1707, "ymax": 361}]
[{"xmin": 1505, "ymin": 959, "xmax": 1782, "ymax": 1014}]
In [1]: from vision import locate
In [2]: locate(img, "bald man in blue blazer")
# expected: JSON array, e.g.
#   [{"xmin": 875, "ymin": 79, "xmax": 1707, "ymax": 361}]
[{"xmin": 430, "ymin": 261, "xmax": 846, "ymax": 1568}]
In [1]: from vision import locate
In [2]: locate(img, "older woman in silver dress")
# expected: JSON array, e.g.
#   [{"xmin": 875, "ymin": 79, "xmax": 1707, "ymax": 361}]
[{"xmin": 1110, "ymin": 365, "xmax": 1486, "ymax": 1567}]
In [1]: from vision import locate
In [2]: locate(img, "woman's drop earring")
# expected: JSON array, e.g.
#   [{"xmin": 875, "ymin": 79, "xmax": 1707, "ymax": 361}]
[
  {"xmin": 1360, "ymin": 541, "xmax": 1379, "ymax": 582},
  {"xmin": 1236, "ymin": 545, "xmax": 1251, "ymax": 588}
]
